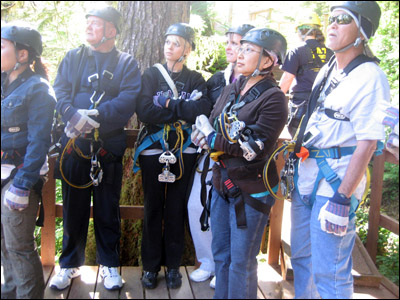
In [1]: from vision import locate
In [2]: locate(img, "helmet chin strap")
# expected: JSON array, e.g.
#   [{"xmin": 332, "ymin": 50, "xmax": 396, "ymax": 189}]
[
  {"xmin": 91, "ymin": 20, "xmax": 115, "ymax": 49},
  {"xmin": 240, "ymin": 51, "xmax": 270, "ymax": 91}
]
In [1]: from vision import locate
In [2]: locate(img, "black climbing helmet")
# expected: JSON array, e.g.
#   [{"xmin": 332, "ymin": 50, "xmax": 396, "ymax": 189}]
[
  {"xmin": 330, "ymin": 1, "xmax": 381, "ymax": 39},
  {"xmin": 86, "ymin": 6, "xmax": 122, "ymax": 34},
  {"xmin": 241, "ymin": 28, "xmax": 287, "ymax": 65},
  {"xmin": 1, "ymin": 23, "xmax": 43, "ymax": 57},
  {"xmin": 226, "ymin": 24, "xmax": 255, "ymax": 37},
  {"xmin": 165, "ymin": 23, "xmax": 196, "ymax": 50}
]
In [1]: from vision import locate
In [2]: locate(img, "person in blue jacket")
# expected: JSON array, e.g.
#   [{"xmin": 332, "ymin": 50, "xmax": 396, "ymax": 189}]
[
  {"xmin": 1, "ymin": 22, "xmax": 56, "ymax": 299},
  {"xmin": 49, "ymin": 6, "xmax": 141, "ymax": 291}
]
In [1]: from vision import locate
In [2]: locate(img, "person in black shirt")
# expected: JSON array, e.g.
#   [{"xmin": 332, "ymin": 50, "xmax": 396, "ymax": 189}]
[
  {"xmin": 135, "ymin": 23, "xmax": 212, "ymax": 290},
  {"xmin": 280, "ymin": 13, "xmax": 333, "ymax": 137}
]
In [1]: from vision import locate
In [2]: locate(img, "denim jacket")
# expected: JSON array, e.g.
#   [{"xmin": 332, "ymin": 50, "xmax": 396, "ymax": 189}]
[{"xmin": 1, "ymin": 69, "xmax": 56, "ymax": 190}]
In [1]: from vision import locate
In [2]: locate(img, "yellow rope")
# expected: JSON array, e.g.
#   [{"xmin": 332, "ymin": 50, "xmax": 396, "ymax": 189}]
[
  {"xmin": 59, "ymin": 138, "xmax": 94, "ymax": 189},
  {"xmin": 263, "ymin": 141, "xmax": 296, "ymax": 201}
]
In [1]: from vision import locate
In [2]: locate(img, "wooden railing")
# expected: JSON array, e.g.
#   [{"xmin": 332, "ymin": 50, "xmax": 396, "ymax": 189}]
[{"xmin": 366, "ymin": 149, "xmax": 399, "ymax": 262}]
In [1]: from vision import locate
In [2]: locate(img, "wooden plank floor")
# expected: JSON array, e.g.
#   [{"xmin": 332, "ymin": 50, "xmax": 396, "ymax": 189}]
[{"xmin": 1, "ymin": 262, "xmax": 397, "ymax": 299}]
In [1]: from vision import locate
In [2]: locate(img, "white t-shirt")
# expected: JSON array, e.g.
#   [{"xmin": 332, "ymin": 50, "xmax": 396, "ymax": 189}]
[{"xmin": 297, "ymin": 61, "xmax": 391, "ymax": 200}]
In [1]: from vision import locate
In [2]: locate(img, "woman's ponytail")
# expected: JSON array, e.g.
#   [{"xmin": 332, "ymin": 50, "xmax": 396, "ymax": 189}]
[{"xmin": 32, "ymin": 56, "xmax": 49, "ymax": 81}]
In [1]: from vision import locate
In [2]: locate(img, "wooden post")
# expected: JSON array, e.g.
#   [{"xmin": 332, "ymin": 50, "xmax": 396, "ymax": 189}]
[
  {"xmin": 366, "ymin": 152, "xmax": 386, "ymax": 263},
  {"xmin": 267, "ymin": 127, "xmax": 291, "ymax": 265},
  {"xmin": 267, "ymin": 144, "xmax": 286, "ymax": 265},
  {"xmin": 40, "ymin": 157, "xmax": 56, "ymax": 266}
]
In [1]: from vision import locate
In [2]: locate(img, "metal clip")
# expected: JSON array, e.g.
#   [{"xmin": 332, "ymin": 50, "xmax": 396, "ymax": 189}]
[
  {"xmin": 159, "ymin": 151, "xmax": 177, "ymax": 164},
  {"xmin": 89, "ymin": 90, "xmax": 105, "ymax": 106},
  {"xmin": 158, "ymin": 163, "xmax": 176, "ymax": 183},
  {"xmin": 280, "ymin": 158, "xmax": 295, "ymax": 199},
  {"xmin": 90, "ymin": 155, "xmax": 103, "ymax": 186},
  {"xmin": 229, "ymin": 120, "xmax": 246, "ymax": 141},
  {"xmin": 91, "ymin": 154, "xmax": 98, "ymax": 167}
]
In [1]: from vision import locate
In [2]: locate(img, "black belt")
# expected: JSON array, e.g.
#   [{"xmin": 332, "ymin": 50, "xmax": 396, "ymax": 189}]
[{"xmin": 219, "ymin": 166, "xmax": 271, "ymax": 229}]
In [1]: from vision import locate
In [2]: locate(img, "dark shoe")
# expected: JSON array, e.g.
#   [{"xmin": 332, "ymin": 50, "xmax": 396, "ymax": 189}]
[
  {"xmin": 166, "ymin": 268, "xmax": 182, "ymax": 289},
  {"xmin": 141, "ymin": 271, "xmax": 158, "ymax": 289}
]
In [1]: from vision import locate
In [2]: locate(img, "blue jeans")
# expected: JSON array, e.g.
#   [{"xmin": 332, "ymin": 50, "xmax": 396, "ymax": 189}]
[
  {"xmin": 210, "ymin": 190, "xmax": 271, "ymax": 299},
  {"xmin": 290, "ymin": 190, "xmax": 356, "ymax": 299}
]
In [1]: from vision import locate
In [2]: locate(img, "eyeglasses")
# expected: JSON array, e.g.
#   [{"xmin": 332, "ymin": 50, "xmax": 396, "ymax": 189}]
[
  {"xmin": 328, "ymin": 14, "xmax": 353, "ymax": 26},
  {"xmin": 237, "ymin": 47, "xmax": 261, "ymax": 56}
]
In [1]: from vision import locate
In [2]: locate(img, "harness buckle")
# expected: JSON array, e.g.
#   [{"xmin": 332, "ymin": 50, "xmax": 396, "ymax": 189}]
[
  {"xmin": 223, "ymin": 178, "xmax": 241, "ymax": 198},
  {"xmin": 102, "ymin": 70, "xmax": 114, "ymax": 80},
  {"xmin": 332, "ymin": 146, "xmax": 341, "ymax": 159},
  {"xmin": 88, "ymin": 73, "xmax": 99, "ymax": 83}
]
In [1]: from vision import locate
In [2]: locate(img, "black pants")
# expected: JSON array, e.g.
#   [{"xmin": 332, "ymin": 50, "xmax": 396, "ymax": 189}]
[
  {"xmin": 59, "ymin": 153, "xmax": 122, "ymax": 268},
  {"xmin": 140, "ymin": 153, "xmax": 197, "ymax": 272}
]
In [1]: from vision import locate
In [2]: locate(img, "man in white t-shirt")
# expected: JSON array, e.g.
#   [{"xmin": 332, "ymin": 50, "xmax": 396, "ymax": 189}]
[{"xmin": 290, "ymin": 1, "xmax": 393, "ymax": 299}]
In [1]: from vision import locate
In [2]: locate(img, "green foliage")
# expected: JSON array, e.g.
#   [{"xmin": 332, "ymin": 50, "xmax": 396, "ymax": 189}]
[
  {"xmin": 371, "ymin": 1, "xmax": 399, "ymax": 105},
  {"xmin": 190, "ymin": 1, "xmax": 217, "ymax": 36},
  {"xmin": 381, "ymin": 162, "xmax": 399, "ymax": 221},
  {"xmin": 187, "ymin": 17, "xmax": 228, "ymax": 80},
  {"xmin": 2, "ymin": 1, "xmax": 93, "ymax": 83}
]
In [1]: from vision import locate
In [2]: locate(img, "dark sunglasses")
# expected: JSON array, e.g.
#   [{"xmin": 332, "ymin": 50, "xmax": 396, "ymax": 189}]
[{"xmin": 328, "ymin": 14, "xmax": 353, "ymax": 25}]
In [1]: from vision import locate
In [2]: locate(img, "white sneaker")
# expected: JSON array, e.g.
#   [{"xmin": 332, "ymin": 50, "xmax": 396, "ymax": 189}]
[
  {"xmin": 100, "ymin": 265, "xmax": 123, "ymax": 290},
  {"xmin": 210, "ymin": 276, "xmax": 216, "ymax": 289},
  {"xmin": 189, "ymin": 268, "xmax": 212, "ymax": 282},
  {"xmin": 50, "ymin": 267, "xmax": 80, "ymax": 290}
]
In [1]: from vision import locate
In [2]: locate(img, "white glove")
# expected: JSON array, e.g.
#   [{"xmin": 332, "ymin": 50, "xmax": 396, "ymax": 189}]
[
  {"xmin": 4, "ymin": 184, "xmax": 30, "ymax": 211},
  {"xmin": 64, "ymin": 110, "xmax": 100, "ymax": 139},
  {"xmin": 188, "ymin": 90, "xmax": 202, "ymax": 101},
  {"xmin": 191, "ymin": 126, "xmax": 209, "ymax": 150},
  {"xmin": 78, "ymin": 109, "xmax": 99, "ymax": 117},
  {"xmin": 318, "ymin": 200, "xmax": 350, "ymax": 237},
  {"xmin": 195, "ymin": 114, "xmax": 215, "ymax": 137}
]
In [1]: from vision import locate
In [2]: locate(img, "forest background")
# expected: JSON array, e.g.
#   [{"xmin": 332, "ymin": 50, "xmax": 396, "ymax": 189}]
[{"xmin": 1, "ymin": 0, "xmax": 399, "ymax": 286}]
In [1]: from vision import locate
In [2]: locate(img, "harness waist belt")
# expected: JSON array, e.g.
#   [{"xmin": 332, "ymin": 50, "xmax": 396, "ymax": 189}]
[{"xmin": 307, "ymin": 146, "xmax": 356, "ymax": 159}]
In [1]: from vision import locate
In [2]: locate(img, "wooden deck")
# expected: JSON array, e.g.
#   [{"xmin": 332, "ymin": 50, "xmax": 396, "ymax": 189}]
[{"xmin": 36, "ymin": 262, "xmax": 397, "ymax": 299}]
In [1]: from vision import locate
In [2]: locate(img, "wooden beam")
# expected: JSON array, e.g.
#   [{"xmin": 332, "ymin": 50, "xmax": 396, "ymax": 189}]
[
  {"xmin": 55, "ymin": 204, "xmax": 144, "ymax": 219},
  {"xmin": 379, "ymin": 214, "xmax": 399, "ymax": 235}
]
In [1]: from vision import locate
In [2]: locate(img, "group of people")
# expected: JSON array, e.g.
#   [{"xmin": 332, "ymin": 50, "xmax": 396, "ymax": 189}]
[{"xmin": 1, "ymin": 1, "xmax": 398, "ymax": 299}]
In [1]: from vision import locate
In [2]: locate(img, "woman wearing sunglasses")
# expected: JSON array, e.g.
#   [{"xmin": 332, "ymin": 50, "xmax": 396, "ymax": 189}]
[
  {"xmin": 187, "ymin": 23, "xmax": 254, "ymax": 288},
  {"xmin": 290, "ymin": 1, "xmax": 391, "ymax": 299},
  {"xmin": 193, "ymin": 28, "xmax": 287, "ymax": 298}
]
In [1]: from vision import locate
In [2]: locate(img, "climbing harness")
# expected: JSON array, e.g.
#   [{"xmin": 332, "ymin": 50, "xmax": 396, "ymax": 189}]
[
  {"xmin": 132, "ymin": 64, "xmax": 193, "ymax": 181},
  {"xmin": 58, "ymin": 45, "xmax": 121, "ymax": 188},
  {"xmin": 267, "ymin": 55, "xmax": 381, "ymax": 219}
]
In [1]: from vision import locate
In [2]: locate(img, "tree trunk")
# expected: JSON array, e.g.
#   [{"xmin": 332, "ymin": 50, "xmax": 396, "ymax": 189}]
[
  {"xmin": 117, "ymin": 1, "xmax": 190, "ymax": 73},
  {"xmin": 114, "ymin": 1, "xmax": 194, "ymax": 267}
]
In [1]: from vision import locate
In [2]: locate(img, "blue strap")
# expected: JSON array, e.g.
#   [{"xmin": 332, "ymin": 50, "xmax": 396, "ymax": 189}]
[
  {"xmin": 312, "ymin": 157, "xmax": 358, "ymax": 219},
  {"xmin": 132, "ymin": 130, "xmax": 164, "ymax": 173},
  {"xmin": 308, "ymin": 146, "xmax": 356, "ymax": 159},
  {"xmin": 132, "ymin": 124, "xmax": 193, "ymax": 173}
]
